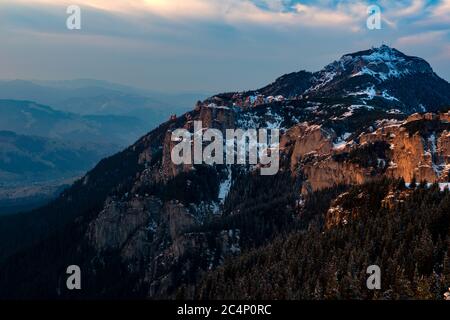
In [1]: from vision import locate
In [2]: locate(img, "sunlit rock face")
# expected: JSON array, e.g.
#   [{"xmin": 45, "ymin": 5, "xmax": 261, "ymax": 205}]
[{"xmin": 281, "ymin": 112, "xmax": 450, "ymax": 194}]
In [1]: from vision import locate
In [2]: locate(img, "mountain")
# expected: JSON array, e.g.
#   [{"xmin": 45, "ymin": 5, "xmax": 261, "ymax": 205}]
[
  {"xmin": 0, "ymin": 79, "xmax": 208, "ymax": 127},
  {"xmin": 196, "ymin": 179, "xmax": 450, "ymax": 300},
  {"xmin": 0, "ymin": 99, "xmax": 149, "ymax": 213},
  {"xmin": 0, "ymin": 130, "xmax": 114, "ymax": 184},
  {"xmin": 0, "ymin": 46, "xmax": 449, "ymax": 299},
  {"xmin": 212, "ymin": 45, "xmax": 450, "ymax": 115},
  {"xmin": 0, "ymin": 99, "xmax": 147, "ymax": 146},
  {"xmin": 304, "ymin": 45, "xmax": 450, "ymax": 113},
  {"xmin": 248, "ymin": 70, "xmax": 313, "ymax": 98},
  {"xmin": 0, "ymin": 181, "xmax": 70, "ymax": 217},
  {"xmin": 0, "ymin": 130, "xmax": 116, "ymax": 215}
]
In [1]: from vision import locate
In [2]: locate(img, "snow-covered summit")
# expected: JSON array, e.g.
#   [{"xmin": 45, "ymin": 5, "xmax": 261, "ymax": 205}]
[
  {"xmin": 308, "ymin": 45, "xmax": 433, "ymax": 91},
  {"xmin": 203, "ymin": 46, "xmax": 450, "ymax": 114},
  {"xmin": 346, "ymin": 45, "xmax": 433, "ymax": 81}
]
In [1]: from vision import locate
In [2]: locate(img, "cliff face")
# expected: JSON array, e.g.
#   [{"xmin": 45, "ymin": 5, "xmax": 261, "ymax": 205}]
[
  {"xmin": 280, "ymin": 123, "xmax": 334, "ymax": 172},
  {"xmin": 199, "ymin": 104, "xmax": 235, "ymax": 133},
  {"xmin": 82, "ymin": 103, "xmax": 239, "ymax": 297},
  {"xmin": 280, "ymin": 122, "xmax": 376, "ymax": 194},
  {"xmin": 289, "ymin": 112, "xmax": 450, "ymax": 193},
  {"xmin": 157, "ymin": 104, "xmax": 235, "ymax": 181},
  {"xmin": 301, "ymin": 157, "xmax": 369, "ymax": 194},
  {"xmin": 155, "ymin": 106, "xmax": 449, "ymax": 195},
  {"xmin": 161, "ymin": 129, "xmax": 193, "ymax": 180},
  {"xmin": 85, "ymin": 192, "xmax": 240, "ymax": 297},
  {"xmin": 360, "ymin": 113, "xmax": 450, "ymax": 183}
]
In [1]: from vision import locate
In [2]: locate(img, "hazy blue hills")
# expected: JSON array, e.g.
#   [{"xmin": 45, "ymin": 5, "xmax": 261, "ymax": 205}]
[
  {"xmin": 0, "ymin": 99, "xmax": 148, "ymax": 146},
  {"xmin": 0, "ymin": 98, "xmax": 147, "ymax": 213},
  {"xmin": 0, "ymin": 129, "xmax": 115, "ymax": 215},
  {"xmin": 0, "ymin": 79, "xmax": 208, "ymax": 127},
  {"xmin": 0, "ymin": 130, "xmax": 113, "ymax": 181},
  {"xmin": 0, "ymin": 79, "xmax": 207, "ymax": 214}
]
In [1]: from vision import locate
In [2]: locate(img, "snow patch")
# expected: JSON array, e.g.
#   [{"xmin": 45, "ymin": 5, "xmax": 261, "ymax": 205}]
[
  {"xmin": 333, "ymin": 132, "xmax": 351, "ymax": 150},
  {"xmin": 347, "ymin": 86, "xmax": 376, "ymax": 100},
  {"xmin": 382, "ymin": 90, "xmax": 399, "ymax": 101},
  {"xmin": 207, "ymin": 103, "xmax": 230, "ymax": 110},
  {"xmin": 218, "ymin": 167, "xmax": 232, "ymax": 204}
]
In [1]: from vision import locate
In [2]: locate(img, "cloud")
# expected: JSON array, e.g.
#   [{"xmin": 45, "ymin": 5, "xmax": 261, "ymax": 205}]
[
  {"xmin": 437, "ymin": 44, "xmax": 450, "ymax": 60},
  {"xmin": 1, "ymin": 0, "xmax": 133, "ymax": 13},
  {"xmin": 1, "ymin": 0, "xmax": 449, "ymax": 90},
  {"xmin": 410, "ymin": 0, "xmax": 450, "ymax": 27},
  {"xmin": 390, "ymin": 0, "xmax": 427, "ymax": 18},
  {"xmin": 5, "ymin": 0, "xmax": 449, "ymax": 28},
  {"xmin": 293, "ymin": 3, "xmax": 357, "ymax": 28},
  {"xmin": 7, "ymin": 0, "xmax": 448, "ymax": 34},
  {"xmin": 136, "ymin": 0, "xmax": 364, "ymax": 29},
  {"xmin": 3, "ymin": 0, "xmax": 368, "ymax": 30},
  {"xmin": 431, "ymin": 0, "xmax": 450, "ymax": 20},
  {"xmin": 396, "ymin": 30, "xmax": 448, "ymax": 46}
]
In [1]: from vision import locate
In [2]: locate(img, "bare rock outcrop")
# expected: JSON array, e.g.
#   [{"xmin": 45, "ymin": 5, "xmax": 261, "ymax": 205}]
[
  {"xmin": 302, "ymin": 156, "xmax": 369, "ymax": 194},
  {"xmin": 280, "ymin": 123, "xmax": 334, "ymax": 171},
  {"xmin": 86, "ymin": 196, "xmax": 162, "ymax": 258},
  {"xmin": 296, "ymin": 113, "xmax": 450, "ymax": 194}
]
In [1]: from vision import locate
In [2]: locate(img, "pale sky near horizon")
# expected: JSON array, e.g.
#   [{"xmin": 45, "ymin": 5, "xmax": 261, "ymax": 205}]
[{"xmin": 0, "ymin": 0, "xmax": 449, "ymax": 93}]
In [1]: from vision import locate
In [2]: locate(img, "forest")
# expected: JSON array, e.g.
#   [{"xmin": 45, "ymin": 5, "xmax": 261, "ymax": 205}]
[{"xmin": 192, "ymin": 179, "xmax": 450, "ymax": 300}]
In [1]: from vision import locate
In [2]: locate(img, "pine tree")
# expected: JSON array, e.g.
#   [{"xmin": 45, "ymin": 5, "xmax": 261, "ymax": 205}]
[{"xmin": 415, "ymin": 276, "xmax": 433, "ymax": 300}]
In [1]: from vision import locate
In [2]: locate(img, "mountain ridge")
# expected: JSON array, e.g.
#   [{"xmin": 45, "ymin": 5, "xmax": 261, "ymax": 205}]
[{"xmin": 208, "ymin": 45, "xmax": 450, "ymax": 114}]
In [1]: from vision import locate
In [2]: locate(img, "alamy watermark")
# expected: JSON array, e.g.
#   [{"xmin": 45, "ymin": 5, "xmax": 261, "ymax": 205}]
[
  {"xmin": 366, "ymin": 265, "xmax": 381, "ymax": 290},
  {"xmin": 66, "ymin": 5, "xmax": 81, "ymax": 30},
  {"xmin": 170, "ymin": 121, "xmax": 280, "ymax": 175},
  {"xmin": 66, "ymin": 265, "xmax": 81, "ymax": 290},
  {"xmin": 367, "ymin": 5, "xmax": 382, "ymax": 30}
]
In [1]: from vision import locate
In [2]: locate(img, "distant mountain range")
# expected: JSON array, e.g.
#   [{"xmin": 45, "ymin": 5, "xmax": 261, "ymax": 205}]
[
  {"xmin": 0, "ymin": 46, "xmax": 449, "ymax": 299},
  {"xmin": 0, "ymin": 99, "xmax": 147, "ymax": 146},
  {"xmin": 0, "ymin": 79, "xmax": 209, "ymax": 126},
  {"xmin": 0, "ymin": 80, "xmax": 208, "ymax": 214},
  {"xmin": 0, "ymin": 130, "xmax": 113, "ymax": 184}
]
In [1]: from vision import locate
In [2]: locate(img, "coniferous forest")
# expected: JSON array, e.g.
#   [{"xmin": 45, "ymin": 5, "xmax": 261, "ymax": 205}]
[{"xmin": 193, "ymin": 179, "xmax": 450, "ymax": 300}]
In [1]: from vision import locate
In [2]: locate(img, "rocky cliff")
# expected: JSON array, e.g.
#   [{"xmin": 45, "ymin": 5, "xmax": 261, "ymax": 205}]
[{"xmin": 287, "ymin": 112, "xmax": 450, "ymax": 193}]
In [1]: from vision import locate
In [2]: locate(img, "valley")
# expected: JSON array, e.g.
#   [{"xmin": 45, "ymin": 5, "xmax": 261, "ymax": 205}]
[{"xmin": 0, "ymin": 80, "xmax": 203, "ymax": 214}]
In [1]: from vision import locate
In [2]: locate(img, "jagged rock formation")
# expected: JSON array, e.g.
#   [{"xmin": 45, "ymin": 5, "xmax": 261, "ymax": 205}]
[{"xmin": 295, "ymin": 112, "xmax": 450, "ymax": 193}]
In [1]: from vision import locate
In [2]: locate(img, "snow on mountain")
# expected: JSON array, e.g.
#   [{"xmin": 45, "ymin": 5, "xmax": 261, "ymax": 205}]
[
  {"xmin": 206, "ymin": 46, "xmax": 450, "ymax": 115},
  {"xmin": 349, "ymin": 45, "xmax": 432, "ymax": 80},
  {"xmin": 302, "ymin": 45, "xmax": 450, "ymax": 113},
  {"xmin": 308, "ymin": 45, "xmax": 433, "ymax": 91}
]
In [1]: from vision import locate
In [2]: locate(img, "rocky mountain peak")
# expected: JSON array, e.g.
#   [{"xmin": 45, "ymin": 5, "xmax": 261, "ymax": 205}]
[
  {"xmin": 308, "ymin": 45, "xmax": 433, "ymax": 92},
  {"xmin": 344, "ymin": 45, "xmax": 433, "ymax": 79},
  {"xmin": 301, "ymin": 46, "xmax": 449, "ymax": 113}
]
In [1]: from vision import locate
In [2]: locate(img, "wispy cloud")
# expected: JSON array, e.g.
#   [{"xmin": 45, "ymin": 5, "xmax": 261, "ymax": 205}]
[
  {"xmin": 396, "ymin": 30, "xmax": 448, "ymax": 46},
  {"xmin": 430, "ymin": 0, "xmax": 450, "ymax": 22},
  {"xmin": 5, "ymin": 0, "xmax": 448, "ymax": 32},
  {"xmin": 2, "ymin": 0, "xmax": 368, "ymax": 29},
  {"xmin": 390, "ymin": 0, "xmax": 427, "ymax": 18}
]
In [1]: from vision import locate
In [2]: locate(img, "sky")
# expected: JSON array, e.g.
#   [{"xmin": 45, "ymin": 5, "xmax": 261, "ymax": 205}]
[{"xmin": 0, "ymin": 0, "xmax": 449, "ymax": 93}]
